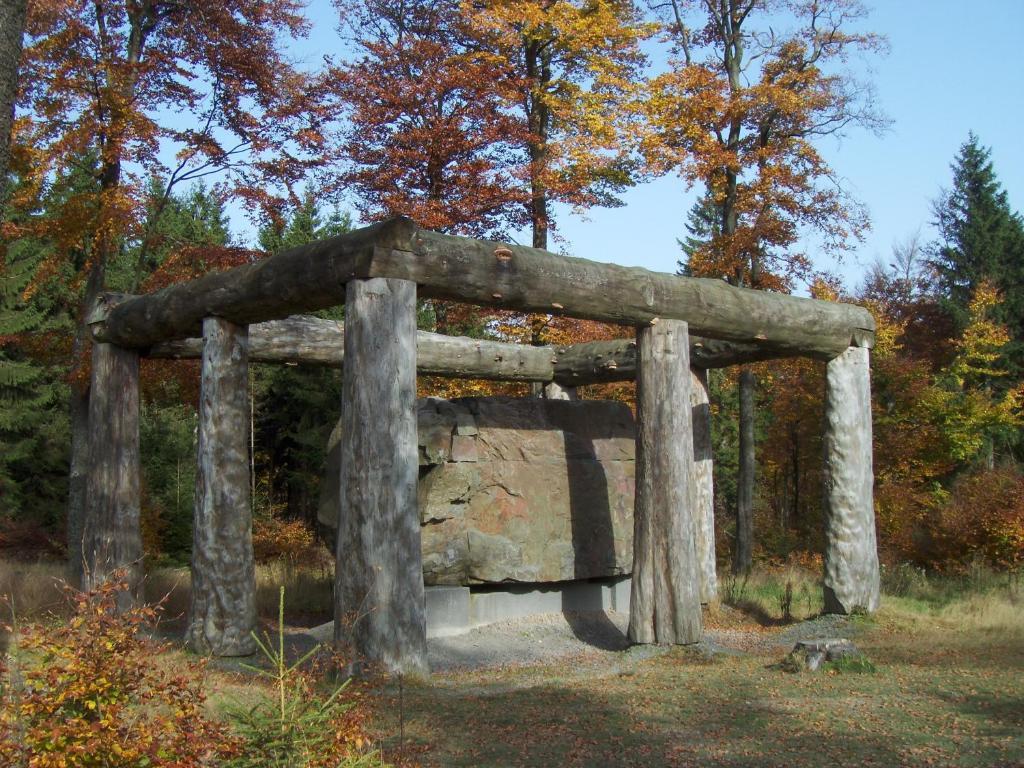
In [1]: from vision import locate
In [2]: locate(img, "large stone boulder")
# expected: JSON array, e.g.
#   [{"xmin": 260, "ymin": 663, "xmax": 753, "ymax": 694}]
[{"xmin": 319, "ymin": 396, "xmax": 636, "ymax": 585}]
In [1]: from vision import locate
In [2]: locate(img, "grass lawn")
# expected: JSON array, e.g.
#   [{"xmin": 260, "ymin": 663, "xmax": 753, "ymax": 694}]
[
  {"xmin": 363, "ymin": 571, "xmax": 1024, "ymax": 768},
  {"xmin": 3, "ymin": 559, "xmax": 1021, "ymax": 767}
]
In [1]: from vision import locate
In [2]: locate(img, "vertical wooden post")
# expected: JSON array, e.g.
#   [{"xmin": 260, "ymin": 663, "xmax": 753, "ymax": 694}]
[
  {"xmin": 690, "ymin": 367, "xmax": 717, "ymax": 604},
  {"xmin": 734, "ymin": 367, "xmax": 755, "ymax": 574},
  {"xmin": 823, "ymin": 346, "xmax": 879, "ymax": 614},
  {"xmin": 187, "ymin": 317, "xmax": 256, "ymax": 656},
  {"xmin": 629, "ymin": 319, "xmax": 703, "ymax": 645},
  {"xmin": 82, "ymin": 342, "xmax": 142, "ymax": 609},
  {"xmin": 334, "ymin": 278, "xmax": 427, "ymax": 675}
]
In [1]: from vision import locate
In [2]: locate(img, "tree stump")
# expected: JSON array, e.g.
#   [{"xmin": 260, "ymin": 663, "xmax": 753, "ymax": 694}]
[
  {"xmin": 823, "ymin": 346, "xmax": 880, "ymax": 614},
  {"xmin": 187, "ymin": 317, "xmax": 256, "ymax": 656},
  {"xmin": 629, "ymin": 319, "xmax": 703, "ymax": 645},
  {"xmin": 334, "ymin": 278, "xmax": 428, "ymax": 675},
  {"xmin": 82, "ymin": 342, "xmax": 142, "ymax": 609}
]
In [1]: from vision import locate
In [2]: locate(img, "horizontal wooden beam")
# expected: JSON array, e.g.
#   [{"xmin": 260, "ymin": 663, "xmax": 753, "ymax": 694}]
[
  {"xmin": 149, "ymin": 316, "xmax": 556, "ymax": 382},
  {"xmin": 550, "ymin": 336, "xmax": 787, "ymax": 383},
  {"xmin": 148, "ymin": 315, "xmax": 809, "ymax": 381},
  {"xmin": 378, "ymin": 228, "xmax": 875, "ymax": 358},
  {"xmin": 90, "ymin": 219, "xmax": 406, "ymax": 348},
  {"xmin": 93, "ymin": 218, "xmax": 874, "ymax": 359}
]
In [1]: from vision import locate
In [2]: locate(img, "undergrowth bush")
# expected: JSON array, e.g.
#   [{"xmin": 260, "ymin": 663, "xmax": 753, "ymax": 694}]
[
  {"xmin": 252, "ymin": 515, "xmax": 331, "ymax": 572},
  {"xmin": 0, "ymin": 577, "xmax": 235, "ymax": 767},
  {"xmin": 0, "ymin": 578, "xmax": 384, "ymax": 767}
]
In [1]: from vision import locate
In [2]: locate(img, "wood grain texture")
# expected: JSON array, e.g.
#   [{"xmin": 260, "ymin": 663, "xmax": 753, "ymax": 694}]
[
  {"xmin": 186, "ymin": 318, "xmax": 257, "ymax": 656},
  {"xmin": 150, "ymin": 314, "xmax": 801, "ymax": 383},
  {"xmin": 628, "ymin": 320, "xmax": 703, "ymax": 645},
  {"xmin": 149, "ymin": 315, "xmax": 556, "ymax": 381},
  {"xmin": 382, "ymin": 228, "xmax": 876, "ymax": 357},
  {"xmin": 93, "ymin": 218, "xmax": 875, "ymax": 358},
  {"xmin": 734, "ymin": 368, "xmax": 755, "ymax": 574},
  {"xmin": 334, "ymin": 279, "xmax": 428, "ymax": 675},
  {"xmin": 690, "ymin": 367, "xmax": 717, "ymax": 604},
  {"xmin": 823, "ymin": 346, "xmax": 880, "ymax": 614},
  {"xmin": 91, "ymin": 219, "xmax": 415, "ymax": 348},
  {"xmin": 82, "ymin": 343, "xmax": 142, "ymax": 609}
]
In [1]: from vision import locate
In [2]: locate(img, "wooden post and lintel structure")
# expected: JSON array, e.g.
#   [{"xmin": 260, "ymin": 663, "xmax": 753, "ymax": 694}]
[{"xmin": 81, "ymin": 217, "xmax": 880, "ymax": 671}]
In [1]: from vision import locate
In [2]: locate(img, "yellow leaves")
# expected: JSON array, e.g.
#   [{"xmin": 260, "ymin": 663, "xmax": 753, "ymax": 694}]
[{"xmin": 950, "ymin": 281, "xmax": 1012, "ymax": 386}]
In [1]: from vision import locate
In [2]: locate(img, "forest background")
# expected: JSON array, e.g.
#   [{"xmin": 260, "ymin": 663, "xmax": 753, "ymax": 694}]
[{"xmin": 1, "ymin": 0, "xmax": 1023, "ymax": 578}]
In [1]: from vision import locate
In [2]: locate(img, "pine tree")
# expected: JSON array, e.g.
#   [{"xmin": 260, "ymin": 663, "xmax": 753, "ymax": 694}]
[
  {"xmin": 931, "ymin": 133, "xmax": 1024, "ymax": 333},
  {"xmin": 677, "ymin": 193, "xmax": 721, "ymax": 277},
  {"xmin": 0, "ymin": 237, "xmax": 68, "ymax": 520}
]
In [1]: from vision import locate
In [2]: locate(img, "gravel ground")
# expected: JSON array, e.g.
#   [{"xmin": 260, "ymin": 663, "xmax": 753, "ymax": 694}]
[{"xmin": 290, "ymin": 609, "xmax": 858, "ymax": 673}]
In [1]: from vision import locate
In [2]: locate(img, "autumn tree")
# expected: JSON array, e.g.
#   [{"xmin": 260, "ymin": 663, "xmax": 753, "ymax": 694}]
[
  {"xmin": 333, "ymin": 0, "xmax": 530, "ymax": 239},
  {"xmin": 14, "ymin": 0, "xmax": 335, "ymax": 581},
  {"xmin": 644, "ymin": 0, "xmax": 887, "ymax": 572},
  {"xmin": 466, "ymin": 0, "xmax": 651, "ymax": 249}
]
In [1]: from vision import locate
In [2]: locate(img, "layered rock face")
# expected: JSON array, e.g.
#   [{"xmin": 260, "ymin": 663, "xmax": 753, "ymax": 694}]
[{"xmin": 319, "ymin": 396, "xmax": 636, "ymax": 585}]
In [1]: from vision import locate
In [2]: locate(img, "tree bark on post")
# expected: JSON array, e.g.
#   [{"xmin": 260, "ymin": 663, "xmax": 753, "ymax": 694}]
[
  {"xmin": 733, "ymin": 367, "xmax": 755, "ymax": 574},
  {"xmin": 186, "ymin": 317, "xmax": 256, "ymax": 656},
  {"xmin": 629, "ymin": 319, "xmax": 703, "ymax": 645},
  {"xmin": 82, "ymin": 342, "xmax": 142, "ymax": 609},
  {"xmin": 690, "ymin": 367, "xmax": 717, "ymax": 603},
  {"xmin": 823, "ymin": 346, "xmax": 880, "ymax": 614},
  {"xmin": 334, "ymin": 278, "xmax": 428, "ymax": 675}
]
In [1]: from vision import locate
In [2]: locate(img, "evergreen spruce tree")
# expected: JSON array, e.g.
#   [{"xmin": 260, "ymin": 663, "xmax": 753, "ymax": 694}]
[
  {"xmin": 0, "ymin": 237, "xmax": 69, "ymax": 521},
  {"xmin": 677, "ymin": 193, "xmax": 721, "ymax": 277},
  {"xmin": 931, "ymin": 133, "xmax": 1024, "ymax": 335}
]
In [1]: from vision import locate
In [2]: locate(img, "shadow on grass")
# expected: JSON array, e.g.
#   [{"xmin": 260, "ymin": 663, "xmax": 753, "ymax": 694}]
[
  {"xmin": 386, "ymin": 672, "xmax": 912, "ymax": 768},
  {"xmin": 723, "ymin": 598, "xmax": 808, "ymax": 628}
]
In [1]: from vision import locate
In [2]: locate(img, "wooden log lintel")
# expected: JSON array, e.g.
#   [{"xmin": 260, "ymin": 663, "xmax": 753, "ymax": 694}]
[
  {"xmin": 146, "ymin": 315, "xmax": 813, "ymax": 384},
  {"xmin": 93, "ymin": 218, "xmax": 875, "ymax": 358}
]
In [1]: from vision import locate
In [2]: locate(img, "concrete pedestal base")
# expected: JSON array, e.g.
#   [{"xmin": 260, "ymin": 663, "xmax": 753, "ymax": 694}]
[{"xmin": 424, "ymin": 577, "xmax": 631, "ymax": 639}]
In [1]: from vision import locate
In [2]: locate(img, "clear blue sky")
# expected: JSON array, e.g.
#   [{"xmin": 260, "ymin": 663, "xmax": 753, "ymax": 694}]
[{"xmin": 280, "ymin": 0, "xmax": 1024, "ymax": 293}]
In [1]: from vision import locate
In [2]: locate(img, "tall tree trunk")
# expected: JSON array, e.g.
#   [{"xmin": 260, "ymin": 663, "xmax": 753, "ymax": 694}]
[
  {"xmin": 733, "ymin": 366, "xmax": 755, "ymax": 574},
  {"xmin": 0, "ymin": 0, "xmax": 26, "ymax": 192},
  {"xmin": 525, "ymin": 38, "xmax": 551, "ymax": 250},
  {"xmin": 68, "ymin": 266, "xmax": 106, "ymax": 584}
]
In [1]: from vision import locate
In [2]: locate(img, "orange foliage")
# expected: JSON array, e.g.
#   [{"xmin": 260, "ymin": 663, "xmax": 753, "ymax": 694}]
[
  {"xmin": 333, "ymin": 0, "xmax": 530, "ymax": 239},
  {"xmin": 0, "ymin": 578, "xmax": 237, "ymax": 767},
  {"xmin": 252, "ymin": 515, "xmax": 329, "ymax": 569},
  {"xmin": 465, "ymin": 0, "xmax": 652, "ymax": 245},
  {"xmin": 644, "ymin": 0, "xmax": 886, "ymax": 286},
  {"xmin": 930, "ymin": 467, "xmax": 1024, "ymax": 570}
]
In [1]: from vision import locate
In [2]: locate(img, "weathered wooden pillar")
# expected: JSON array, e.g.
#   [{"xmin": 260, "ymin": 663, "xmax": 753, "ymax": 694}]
[
  {"xmin": 823, "ymin": 345, "xmax": 880, "ymax": 614},
  {"xmin": 629, "ymin": 319, "xmax": 703, "ymax": 645},
  {"xmin": 690, "ymin": 367, "xmax": 717, "ymax": 604},
  {"xmin": 334, "ymin": 278, "xmax": 427, "ymax": 674},
  {"xmin": 186, "ymin": 317, "xmax": 256, "ymax": 656},
  {"xmin": 82, "ymin": 342, "xmax": 142, "ymax": 609}
]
